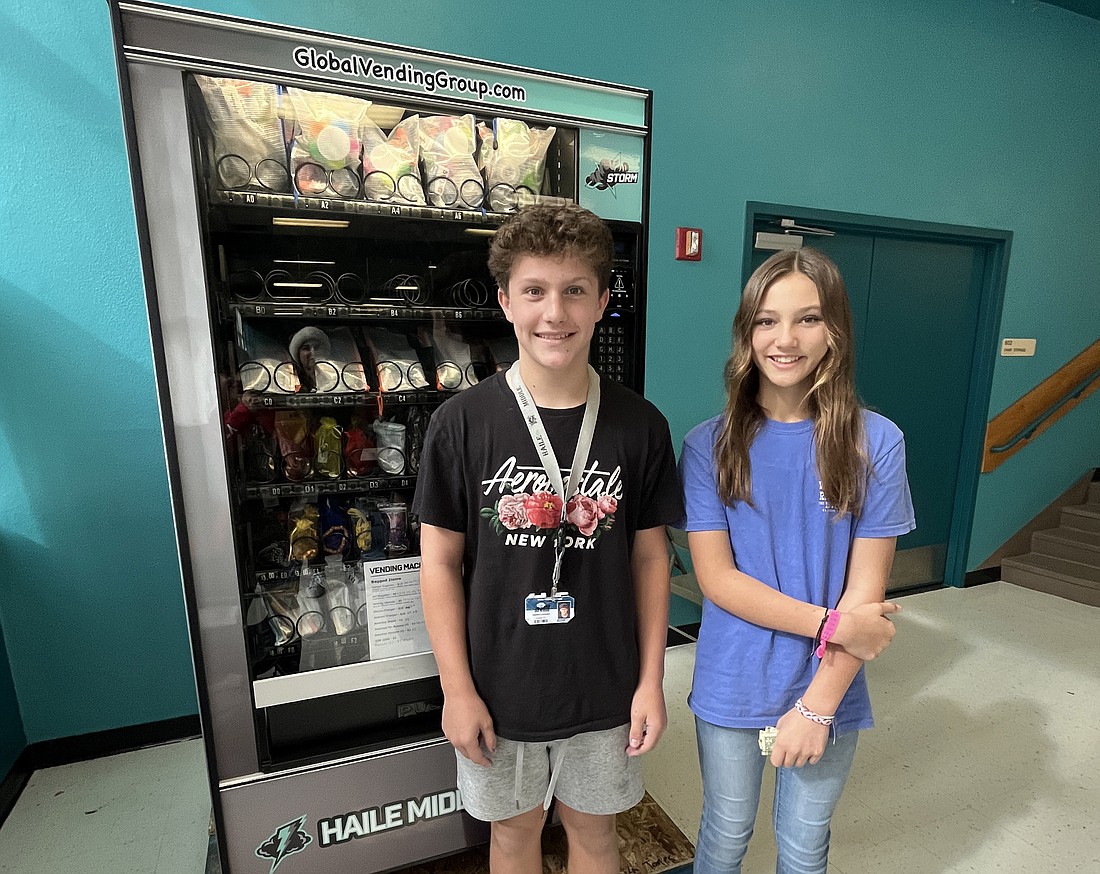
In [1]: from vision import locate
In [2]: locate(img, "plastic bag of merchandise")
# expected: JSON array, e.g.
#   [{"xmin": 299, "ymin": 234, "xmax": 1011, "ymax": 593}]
[
  {"xmin": 379, "ymin": 501, "xmax": 410, "ymax": 555},
  {"xmin": 319, "ymin": 495, "xmax": 353, "ymax": 558},
  {"xmin": 371, "ymin": 420, "xmax": 407, "ymax": 475},
  {"xmin": 287, "ymin": 500, "xmax": 320, "ymax": 562},
  {"xmin": 240, "ymin": 422, "xmax": 280, "ymax": 484},
  {"xmin": 430, "ymin": 322, "xmax": 477, "ymax": 390},
  {"xmin": 314, "ymin": 417, "xmax": 343, "ymax": 480},
  {"xmin": 262, "ymin": 588, "xmax": 301, "ymax": 646},
  {"xmin": 477, "ymin": 118, "xmax": 556, "ymax": 212},
  {"xmin": 238, "ymin": 319, "xmax": 295, "ymax": 395},
  {"xmin": 322, "ymin": 556, "xmax": 356, "ymax": 636},
  {"xmin": 274, "ymin": 411, "xmax": 314, "ymax": 482},
  {"xmin": 419, "ymin": 114, "xmax": 485, "ymax": 208},
  {"xmin": 195, "ymin": 76, "xmax": 290, "ymax": 193},
  {"xmin": 363, "ymin": 326, "xmax": 433, "ymax": 392},
  {"xmin": 286, "ymin": 87, "xmax": 371, "ymax": 199},
  {"xmin": 343, "ymin": 415, "xmax": 378, "ymax": 478},
  {"xmin": 252, "ymin": 509, "xmax": 290, "ymax": 570},
  {"xmin": 403, "ymin": 406, "xmax": 428, "ymax": 473},
  {"xmin": 285, "ymin": 325, "xmax": 368, "ymax": 394},
  {"xmin": 348, "ymin": 499, "xmax": 386, "ymax": 560},
  {"xmin": 295, "ymin": 567, "xmax": 329, "ymax": 638},
  {"xmin": 361, "ymin": 114, "xmax": 427, "ymax": 205},
  {"xmin": 347, "ymin": 500, "xmax": 374, "ymax": 556}
]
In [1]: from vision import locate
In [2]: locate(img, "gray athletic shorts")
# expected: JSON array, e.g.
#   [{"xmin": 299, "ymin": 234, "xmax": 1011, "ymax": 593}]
[{"xmin": 455, "ymin": 723, "xmax": 643, "ymax": 822}]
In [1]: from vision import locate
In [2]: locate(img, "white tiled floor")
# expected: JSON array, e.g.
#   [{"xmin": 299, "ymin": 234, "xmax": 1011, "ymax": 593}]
[{"xmin": 1, "ymin": 582, "xmax": 1098, "ymax": 873}]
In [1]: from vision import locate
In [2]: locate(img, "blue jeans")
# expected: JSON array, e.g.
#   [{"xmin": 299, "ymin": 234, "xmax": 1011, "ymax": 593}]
[{"xmin": 693, "ymin": 716, "xmax": 858, "ymax": 874}]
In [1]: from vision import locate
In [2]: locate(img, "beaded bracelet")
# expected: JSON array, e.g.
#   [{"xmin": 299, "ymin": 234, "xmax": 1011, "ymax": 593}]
[{"xmin": 795, "ymin": 697, "xmax": 835, "ymax": 726}]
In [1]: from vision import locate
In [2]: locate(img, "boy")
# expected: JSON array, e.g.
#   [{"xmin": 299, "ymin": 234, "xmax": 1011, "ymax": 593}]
[{"xmin": 413, "ymin": 203, "xmax": 683, "ymax": 874}]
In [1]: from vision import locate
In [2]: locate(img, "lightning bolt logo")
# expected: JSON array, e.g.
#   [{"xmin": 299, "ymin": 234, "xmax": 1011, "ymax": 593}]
[{"xmin": 255, "ymin": 815, "xmax": 312, "ymax": 874}]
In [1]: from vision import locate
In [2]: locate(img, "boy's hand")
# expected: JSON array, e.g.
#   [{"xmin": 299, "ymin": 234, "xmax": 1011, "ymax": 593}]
[
  {"xmin": 442, "ymin": 690, "xmax": 497, "ymax": 767},
  {"xmin": 626, "ymin": 682, "xmax": 667, "ymax": 756},
  {"xmin": 770, "ymin": 706, "xmax": 829, "ymax": 768},
  {"xmin": 831, "ymin": 601, "xmax": 900, "ymax": 660}
]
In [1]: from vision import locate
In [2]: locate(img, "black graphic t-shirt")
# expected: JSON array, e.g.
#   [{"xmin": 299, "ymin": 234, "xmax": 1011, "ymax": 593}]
[{"xmin": 412, "ymin": 372, "xmax": 684, "ymax": 742}]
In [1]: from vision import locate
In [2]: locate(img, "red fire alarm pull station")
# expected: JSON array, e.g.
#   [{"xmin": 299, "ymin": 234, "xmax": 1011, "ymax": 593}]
[{"xmin": 675, "ymin": 227, "xmax": 703, "ymax": 261}]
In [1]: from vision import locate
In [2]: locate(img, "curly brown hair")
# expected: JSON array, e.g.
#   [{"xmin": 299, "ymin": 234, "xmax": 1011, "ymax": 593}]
[{"xmin": 487, "ymin": 203, "xmax": 613, "ymax": 293}]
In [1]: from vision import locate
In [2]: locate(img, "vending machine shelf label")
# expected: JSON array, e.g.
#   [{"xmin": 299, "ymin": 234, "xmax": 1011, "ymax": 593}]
[
  {"xmin": 246, "ymin": 474, "xmax": 416, "ymax": 500},
  {"xmin": 233, "ymin": 303, "xmax": 506, "ymax": 322}
]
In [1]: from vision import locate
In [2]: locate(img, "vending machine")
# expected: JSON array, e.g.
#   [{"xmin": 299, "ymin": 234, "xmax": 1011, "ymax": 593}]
[{"xmin": 110, "ymin": 3, "xmax": 652, "ymax": 872}]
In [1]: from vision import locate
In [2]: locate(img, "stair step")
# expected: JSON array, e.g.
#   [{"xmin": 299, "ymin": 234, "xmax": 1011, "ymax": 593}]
[
  {"xmin": 1001, "ymin": 560, "xmax": 1100, "ymax": 608},
  {"xmin": 1090, "ymin": 480, "xmax": 1100, "ymax": 506},
  {"xmin": 1032, "ymin": 528, "xmax": 1100, "ymax": 565},
  {"xmin": 1002, "ymin": 553, "xmax": 1100, "ymax": 607},
  {"xmin": 1061, "ymin": 505, "xmax": 1100, "ymax": 533},
  {"xmin": 1002, "ymin": 553, "xmax": 1100, "ymax": 584}
]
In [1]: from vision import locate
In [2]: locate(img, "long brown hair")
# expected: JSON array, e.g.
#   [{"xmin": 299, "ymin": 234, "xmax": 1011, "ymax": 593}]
[{"xmin": 714, "ymin": 248, "xmax": 868, "ymax": 517}]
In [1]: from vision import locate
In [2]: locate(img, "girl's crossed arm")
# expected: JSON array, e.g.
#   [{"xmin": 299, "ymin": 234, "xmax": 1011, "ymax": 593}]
[
  {"xmin": 687, "ymin": 530, "xmax": 898, "ymax": 660},
  {"xmin": 770, "ymin": 535, "xmax": 897, "ymax": 767}
]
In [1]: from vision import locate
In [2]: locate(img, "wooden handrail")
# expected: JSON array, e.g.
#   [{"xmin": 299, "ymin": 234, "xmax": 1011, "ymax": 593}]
[{"xmin": 982, "ymin": 337, "xmax": 1100, "ymax": 473}]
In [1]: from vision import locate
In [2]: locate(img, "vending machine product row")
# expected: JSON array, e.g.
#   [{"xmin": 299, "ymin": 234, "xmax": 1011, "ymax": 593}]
[{"xmin": 111, "ymin": 3, "xmax": 652, "ymax": 872}]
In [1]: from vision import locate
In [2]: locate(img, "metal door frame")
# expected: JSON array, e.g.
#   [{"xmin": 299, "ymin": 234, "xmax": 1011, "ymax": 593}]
[{"xmin": 743, "ymin": 202, "xmax": 1012, "ymax": 588}]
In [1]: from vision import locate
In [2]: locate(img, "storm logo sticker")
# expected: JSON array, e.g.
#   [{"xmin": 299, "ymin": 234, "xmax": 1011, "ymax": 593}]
[
  {"xmin": 256, "ymin": 815, "xmax": 312, "ymax": 873},
  {"xmin": 585, "ymin": 157, "xmax": 639, "ymax": 196}
]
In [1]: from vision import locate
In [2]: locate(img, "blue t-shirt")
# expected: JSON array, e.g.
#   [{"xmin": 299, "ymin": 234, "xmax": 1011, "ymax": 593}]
[{"xmin": 679, "ymin": 410, "xmax": 915, "ymax": 733}]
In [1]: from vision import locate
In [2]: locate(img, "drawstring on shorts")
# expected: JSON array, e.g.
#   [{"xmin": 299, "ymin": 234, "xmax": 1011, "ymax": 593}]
[{"xmin": 513, "ymin": 739, "xmax": 570, "ymax": 810}]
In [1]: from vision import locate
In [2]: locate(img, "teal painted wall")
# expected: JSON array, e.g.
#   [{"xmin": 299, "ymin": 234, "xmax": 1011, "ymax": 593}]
[
  {"xmin": 0, "ymin": 621, "xmax": 26, "ymax": 777},
  {"xmin": 0, "ymin": 2, "xmax": 197, "ymax": 741},
  {"xmin": 0, "ymin": 0, "xmax": 1095, "ymax": 738}
]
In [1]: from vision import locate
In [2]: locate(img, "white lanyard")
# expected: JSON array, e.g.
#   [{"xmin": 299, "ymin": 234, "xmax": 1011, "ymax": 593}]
[{"xmin": 506, "ymin": 363, "xmax": 601, "ymax": 595}]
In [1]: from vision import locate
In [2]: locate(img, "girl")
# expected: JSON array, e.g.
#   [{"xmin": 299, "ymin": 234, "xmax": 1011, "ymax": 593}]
[{"xmin": 679, "ymin": 247, "xmax": 915, "ymax": 873}]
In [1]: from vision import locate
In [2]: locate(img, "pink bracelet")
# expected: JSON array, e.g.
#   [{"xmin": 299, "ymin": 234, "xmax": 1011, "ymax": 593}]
[{"xmin": 814, "ymin": 609, "xmax": 841, "ymax": 658}]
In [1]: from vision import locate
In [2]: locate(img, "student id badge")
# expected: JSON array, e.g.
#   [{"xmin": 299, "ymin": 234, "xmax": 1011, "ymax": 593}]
[{"xmin": 524, "ymin": 593, "xmax": 575, "ymax": 625}]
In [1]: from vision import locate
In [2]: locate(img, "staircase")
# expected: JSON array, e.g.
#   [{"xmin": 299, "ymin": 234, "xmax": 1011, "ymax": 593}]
[{"xmin": 1002, "ymin": 480, "xmax": 1100, "ymax": 606}]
